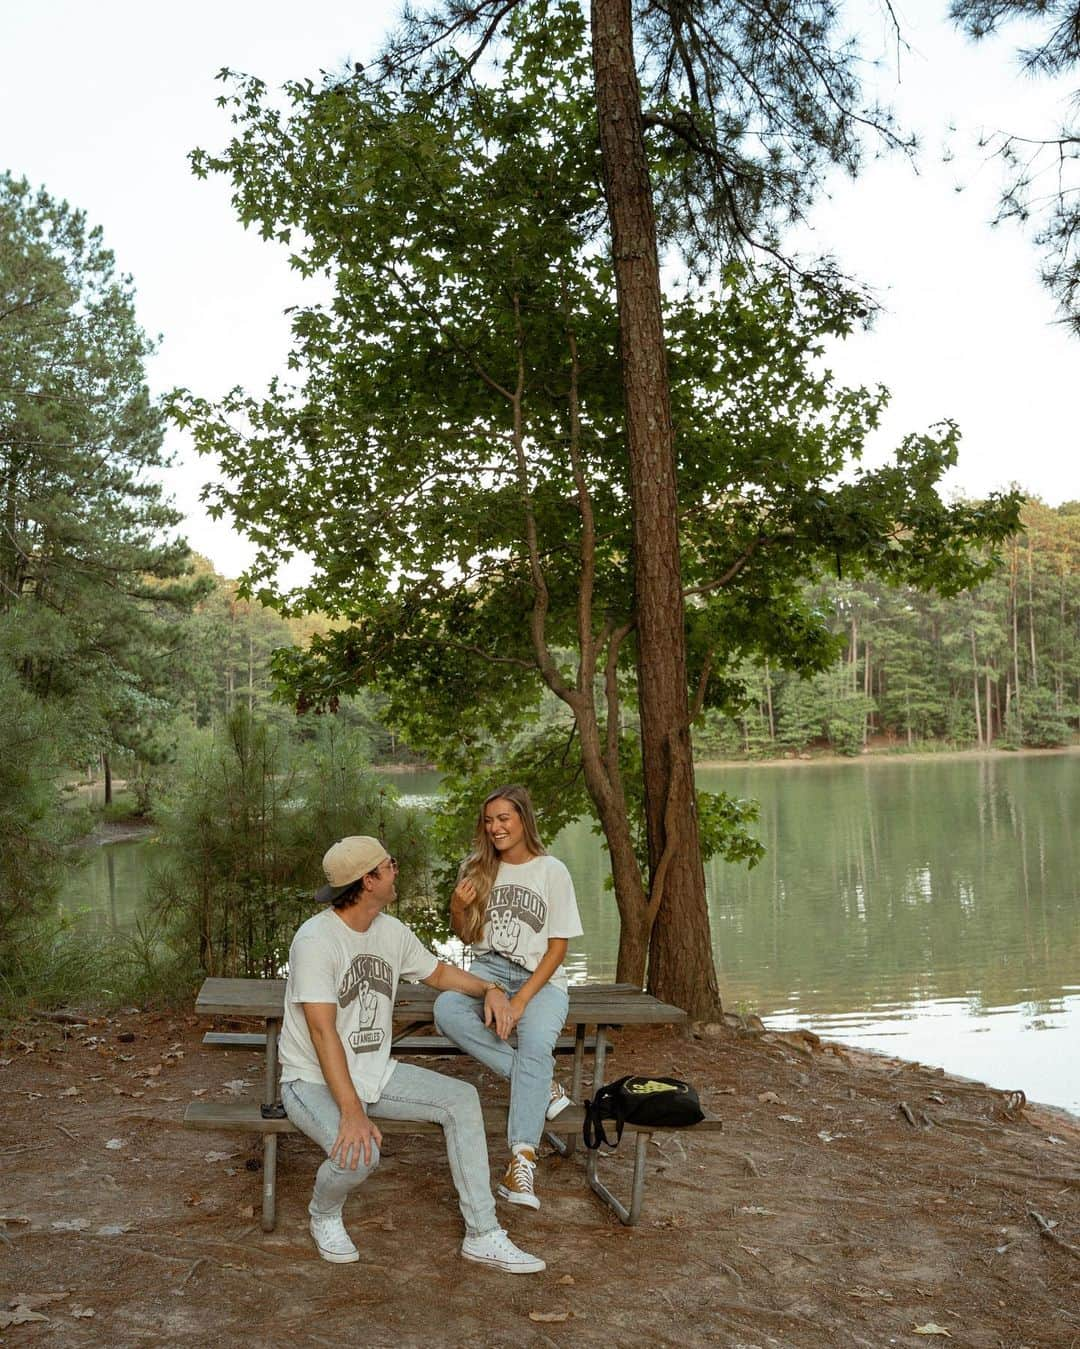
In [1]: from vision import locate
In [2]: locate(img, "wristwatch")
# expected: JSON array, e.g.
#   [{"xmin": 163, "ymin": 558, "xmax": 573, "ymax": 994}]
[{"xmin": 484, "ymin": 981, "xmax": 509, "ymax": 998}]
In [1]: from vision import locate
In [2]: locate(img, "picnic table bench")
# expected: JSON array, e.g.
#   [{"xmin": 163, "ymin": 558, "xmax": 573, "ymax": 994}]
[{"xmin": 185, "ymin": 977, "xmax": 721, "ymax": 1231}]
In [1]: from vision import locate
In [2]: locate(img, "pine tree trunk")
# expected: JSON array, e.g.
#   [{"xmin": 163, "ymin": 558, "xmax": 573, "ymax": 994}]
[
  {"xmin": 1027, "ymin": 538, "xmax": 1038, "ymax": 687},
  {"xmin": 102, "ymin": 752, "xmax": 113, "ymax": 807},
  {"xmin": 764, "ymin": 657, "xmax": 775, "ymax": 740},
  {"xmin": 863, "ymin": 641, "xmax": 871, "ymax": 746},
  {"xmin": 591, "ymin": 0, "xmax": 718, "ymax": 1020},
  {"xmin": 971, "ymin": 629, "xmax": 983, "ymax": 748},
  {"xmin": 1010, "ymin": 546, "xmax": 1022, "ymax": 737}
]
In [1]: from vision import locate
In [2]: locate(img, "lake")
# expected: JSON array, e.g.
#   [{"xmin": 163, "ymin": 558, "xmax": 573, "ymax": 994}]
[{"xmin": 60, "ymin": 750, "xmax": 1080, "ymax": 1114}]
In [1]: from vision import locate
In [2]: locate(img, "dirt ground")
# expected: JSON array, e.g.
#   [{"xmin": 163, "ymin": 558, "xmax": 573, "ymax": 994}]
[{"xmin": 0, "ymin": 1009, "xmax": 1077, "ymax": 1349}]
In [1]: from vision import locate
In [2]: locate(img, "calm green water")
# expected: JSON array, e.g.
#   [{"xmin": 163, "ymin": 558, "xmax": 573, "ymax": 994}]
[{"xmin": 60, "ymin": 752, "xmax": 1080, "ymax": 1113}]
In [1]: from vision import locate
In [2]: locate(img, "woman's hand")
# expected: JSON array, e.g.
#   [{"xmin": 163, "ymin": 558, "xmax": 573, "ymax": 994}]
[
  {"xmin": 451, "ymin": 877, "xmax": 478, "ymax": 909},
  {"xmin": 484, "ymin": 987, "xmax": 516, "ymax": 1040}
]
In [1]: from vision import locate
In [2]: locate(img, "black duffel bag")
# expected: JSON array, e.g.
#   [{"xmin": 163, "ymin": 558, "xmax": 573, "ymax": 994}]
[{"xmin": 583, "ymin": 1074, "xmax": 705, "ymax": 1149}]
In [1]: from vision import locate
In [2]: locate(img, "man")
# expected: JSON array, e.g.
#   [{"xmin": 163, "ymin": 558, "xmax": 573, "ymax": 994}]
[{"xmin": 278, "ymin": 835, "xmax": 545, "ymax": 1273}]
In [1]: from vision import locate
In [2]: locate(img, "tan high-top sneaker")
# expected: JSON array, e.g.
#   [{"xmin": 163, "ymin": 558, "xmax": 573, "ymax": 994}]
[{"xmin": 497, "ymin": 1143, "xmax": 540, "ymax": 1210}]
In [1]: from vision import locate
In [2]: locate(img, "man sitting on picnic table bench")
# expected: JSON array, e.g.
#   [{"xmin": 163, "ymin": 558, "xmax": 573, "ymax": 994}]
[{"xmin": 278, "ymin": 835, "xmax": 545, "ymax": 1274}]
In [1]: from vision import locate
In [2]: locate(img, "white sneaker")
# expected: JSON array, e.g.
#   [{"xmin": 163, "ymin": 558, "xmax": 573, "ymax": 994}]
[
  {"xmin": 497, "ymin": 1143, "xmax": 540, "ymax": 1210},
  {"xmin": 461, "ymin": 1227, "xmax": 546, "ymax": 1274},
  {"xmin": 309, "ymin": 1212, "xmax": 359, "ymax": 1264},
  {"xmin": 546, "ymin": 1080, "xmax": 573, "ymax": 1120}
]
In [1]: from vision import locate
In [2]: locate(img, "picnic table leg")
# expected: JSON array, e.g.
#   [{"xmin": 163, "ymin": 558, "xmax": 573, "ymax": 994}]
[
  {"xmin": 592, "ymin": 1024, "xmax": 610, "ymax": 1091},
  {"xmin": 561, "ymin": 1022, "xmax": 590, "ymax": 1158},
  {"xmin": 261, "ymin": 1017, "xmax": 280, "ymax": 1233},
  {"xmin": 585, "ymin": 1129, "xmax": 650, "ymax": 1226},
  {"xmin": 546, "ymin": 1021, "xmax": 593, "ymax": 1158},
  {"xmin": 582, "ymin": 1025, "xmax": 650, "ymax": 1224}
]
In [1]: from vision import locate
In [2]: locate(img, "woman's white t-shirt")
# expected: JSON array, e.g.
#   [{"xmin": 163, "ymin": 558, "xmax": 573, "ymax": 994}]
[
  {"xmin": 472, "ymin": 854, "xmax": 583, "ymax": 990},
  {"xmin": 279, "ymin": 907, "xmax": 438, "ymax": 1103}
]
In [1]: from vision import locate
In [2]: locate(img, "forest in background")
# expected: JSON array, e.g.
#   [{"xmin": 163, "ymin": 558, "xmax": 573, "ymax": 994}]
[
  {"xmin": 1, "ymin": 155, "xmax": 1075, "ymax": 1012},
  {"xmin": 166, "ymin": 498, "xmax": 1079, "ymax": 776}
]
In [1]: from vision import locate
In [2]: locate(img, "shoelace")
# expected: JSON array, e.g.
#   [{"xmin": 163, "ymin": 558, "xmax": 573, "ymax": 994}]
[{"xmin": 509, "ymin": 1151, "xmax": 536, "ymax": 1191}]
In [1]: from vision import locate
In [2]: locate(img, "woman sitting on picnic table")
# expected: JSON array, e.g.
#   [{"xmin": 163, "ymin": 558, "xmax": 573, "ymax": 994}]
[{"xmin": 434, "ymin": 784, "xmax": 583, "ymax": 1212}]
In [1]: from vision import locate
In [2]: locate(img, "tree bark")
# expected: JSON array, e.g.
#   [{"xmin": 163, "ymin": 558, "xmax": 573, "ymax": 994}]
[
  {"xmin": 591, "ymin": 0, "xmax": 718, "ymax": 1019},
  {"xmin": 971, "ymin": 629, "xmax": 983, "ymax": 748},
  {"xmin": 102, "ymin": 752, "xmax": 113, "ymax": 807}
]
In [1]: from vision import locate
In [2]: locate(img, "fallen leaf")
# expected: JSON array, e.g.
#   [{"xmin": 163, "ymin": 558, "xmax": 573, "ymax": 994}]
[
  {"xmin": 777, "ymin": 1114, "xmax": 803, "ymax": 1124},
  {"xmin": 96, "ymin": 1223, "xmax": 133, "ymax": 1236},
  {"xmin": 556, "ymin": 1274, "xmax": 575, "ymax": 1286},
  {"xmin": 1047, "ymin": 1135, "xmax": 1065, "ymax": 1145},
  {"xmin": 71, "ymin": 1307, "xmax": 96, "ymax": 1318},
  {"xmin": 104, "ymin": 1138, "xmax": 126, "ymax": 1150},
  {"xmin": 0, "ymin": 1309, "xmax": 48, "ymax": 1327},
  {"xmin": 0, "ymin": 1058, "xmax": 12, "ymax": 1067},
  {"xmin": 738, "ymin": 1205, "xmax": 773, "ymax": 1216},
  {"xmin": 0, "ymin": 1214, "xmax": 31, "ymax": 1225},
  {"xmin": 7, "ymin": 1293, "xmax": 69, "ymax": 1309},
  {"xmin": 817, "ymin": 1130, "xmax": 847, "ymax": 1143},
  {"xmin": 58, "ymin": 1086, "xmax": 79, "ymax": 1097},
  {"xmin": 529, "ymin": 1311, "xmax": 569, "ymax": 1323},
  {"xmin": 222, "ymin": 1079, "xmax": 249, "ymax": 1095},
  {"xmin": 757, "ymin": 1091, "xmax": 782, "ymax": 1104},
  {"xmin": 236, "ymin": 1204, "xmax": 255, "ymax": 1219},
  {"xmin": 191, "ymin": 1088, "xmax": 207, "ymax": 1097},
  {"xmin": 913, "ymin": 1325, "xmax": 951, "ymax": 1337},
  {"xmin": 144, "ymin": 1064, "xmax": 162, "ymax": 1077},
  {"xmin": 203, "ymin": 1151, "xmax": 237, "ymax": 1163},
  {"xmin": 50, "ymin": 1219, "xmax": 90, "ymax": 1231}
]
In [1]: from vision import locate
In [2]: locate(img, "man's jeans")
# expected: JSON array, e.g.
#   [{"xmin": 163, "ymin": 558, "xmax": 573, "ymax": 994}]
[
  {"xmin": 281, "ymin": 1062, "xmax": 498, "ymax": 1238},
  {"xmin": 433, "ymin": 951, "xmax": 569, "ymax": 1150}
]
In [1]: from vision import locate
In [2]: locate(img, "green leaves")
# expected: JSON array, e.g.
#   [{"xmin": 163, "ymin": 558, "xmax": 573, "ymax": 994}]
[{"xmin": 0, "ymin": 173, "xmax": 202, "ymax": 772}]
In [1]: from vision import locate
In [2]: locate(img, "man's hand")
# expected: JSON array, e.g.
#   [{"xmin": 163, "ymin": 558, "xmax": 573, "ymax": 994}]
[
  {"xmin": 483, "ymin": 986, "xmax": 515, "ymax": 1040},
  {"xmin": 331, "ymin": 1102, "xmax": 383, "ymax": 1170}
]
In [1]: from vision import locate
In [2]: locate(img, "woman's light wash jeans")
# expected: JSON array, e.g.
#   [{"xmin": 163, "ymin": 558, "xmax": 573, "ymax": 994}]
[
  {"xmin": 433, "ymin": 951, "xmax": 570, "ymax": 1150},
  {"xmin": 281, "ymin": 1061, "xmax": 498, "ymax": 1238}
]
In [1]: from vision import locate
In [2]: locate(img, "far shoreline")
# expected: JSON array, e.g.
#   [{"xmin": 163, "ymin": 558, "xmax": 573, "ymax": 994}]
[{"xmin": 694, "ymin": 742, "xmax": 1080, "ymax": 771}]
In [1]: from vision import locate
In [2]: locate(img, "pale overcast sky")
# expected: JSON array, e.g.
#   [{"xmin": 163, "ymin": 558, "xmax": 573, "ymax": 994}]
[{"xmin": 1, "ymin": 0, "xmax": 1076, "ymax": 581}]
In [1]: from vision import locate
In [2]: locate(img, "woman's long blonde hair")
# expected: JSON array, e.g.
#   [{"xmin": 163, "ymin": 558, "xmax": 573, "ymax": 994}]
[{"xmin": 457, "ymin": 784, "xmax": 546, "ymax": 945}]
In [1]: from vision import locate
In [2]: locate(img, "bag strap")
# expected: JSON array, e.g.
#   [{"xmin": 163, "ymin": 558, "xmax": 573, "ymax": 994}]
[{"xmin": 583, "ymin": 1084, "xmax": 624, "ymax": 1150}]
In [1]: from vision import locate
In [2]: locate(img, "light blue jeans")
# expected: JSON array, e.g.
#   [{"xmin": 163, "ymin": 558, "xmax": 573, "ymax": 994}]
[
  {"xmin": 281, "ymin": 1061, "xmax": 498, "ymax": 1239},
  {"xmin": 433, "ymin": 952, "xmax": 570, "ymax": 1150}
]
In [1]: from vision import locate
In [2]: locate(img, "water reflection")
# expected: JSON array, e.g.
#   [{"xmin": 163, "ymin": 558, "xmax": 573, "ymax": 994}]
[{"xmin": 58, "ymin": 752, "xmax": 1079, "ymax": 1112}]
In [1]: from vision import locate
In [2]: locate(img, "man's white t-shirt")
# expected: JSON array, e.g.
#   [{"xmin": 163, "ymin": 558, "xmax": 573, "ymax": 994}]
[
  {"xmin": 472, "ymin": 854, "xmax": 584, "ymax": 990},
  {"xmin": 279, "ymin": 907, "xmax": 438, "ymax": 1103}
]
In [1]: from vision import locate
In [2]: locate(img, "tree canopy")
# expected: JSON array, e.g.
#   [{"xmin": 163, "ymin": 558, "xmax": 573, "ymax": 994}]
[
  {"xmin": 175, "ymin": 7, "xmax": 1020, "ymax": 1012},
  {"xmin": 950, "ymin": 0, "xmax": 1080, "ymax": 331},
  {"xmin": 0, "ymin": 173, "xmax": 204, "ymax": 783}
]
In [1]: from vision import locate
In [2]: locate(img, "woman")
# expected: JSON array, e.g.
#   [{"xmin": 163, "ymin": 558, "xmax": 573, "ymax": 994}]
[{"xmin": 433, "ymin": 785, "xmax": 583, "ymax": 1212}]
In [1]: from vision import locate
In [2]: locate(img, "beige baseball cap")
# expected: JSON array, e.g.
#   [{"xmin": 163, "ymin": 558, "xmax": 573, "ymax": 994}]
[{"xmin": 315, "ymin": 835, "xmax": 390, "ymax": 904}]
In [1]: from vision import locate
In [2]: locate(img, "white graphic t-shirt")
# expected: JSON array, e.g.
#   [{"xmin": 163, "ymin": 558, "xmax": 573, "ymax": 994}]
[
  {"xmin": 473, "ymin": 854, "xmax": 583, "ymax": 990},
  {"xmin": 279, "ymin": 908, "xmax": 438, "ymax": 1103}
]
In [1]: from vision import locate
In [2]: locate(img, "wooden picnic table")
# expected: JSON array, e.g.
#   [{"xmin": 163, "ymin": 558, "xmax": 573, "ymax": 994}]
[{"xmin": 189, "ymin": 976, "xmax": 701, "ymax": 1230}]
